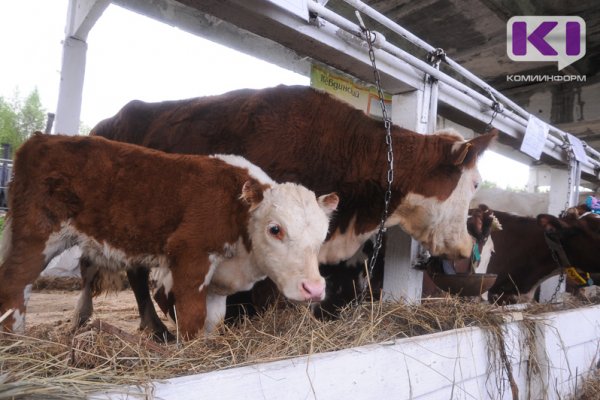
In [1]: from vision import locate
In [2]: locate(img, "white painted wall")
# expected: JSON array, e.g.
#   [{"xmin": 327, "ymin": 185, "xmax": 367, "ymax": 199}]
[{"xmin": 94, "ymin": 305, "xmax": 600, "ymax": 400}]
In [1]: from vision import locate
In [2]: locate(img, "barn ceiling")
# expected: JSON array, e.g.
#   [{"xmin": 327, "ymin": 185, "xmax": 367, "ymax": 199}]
[{"xmin": 327, "ymin": 0, "xmax": 600, "ymax": 149}]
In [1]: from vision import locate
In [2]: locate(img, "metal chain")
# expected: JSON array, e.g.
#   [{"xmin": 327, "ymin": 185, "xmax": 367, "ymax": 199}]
[
  {"xmin": 549, "ymin": 269, "xmax": 565, "ymax": 303},
  {"xmin": 549, "ymin": 137, "xmax": 575, "ymax": 302},
  {"xmin": 561, "ymin": 137, "xmax": 574, "ymax": 215},
  {"xmin": 356, "ymin": 13, "xmax": 394, "ymax": 288},
  {"xmin": 484, "ymin": 88, "xmax": 503, "ymax": 132}
]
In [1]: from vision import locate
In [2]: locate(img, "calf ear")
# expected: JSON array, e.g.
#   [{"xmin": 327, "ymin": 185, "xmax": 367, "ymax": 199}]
[
  {"xmin": 453, "ymin": 131, "xmax": 497, "ymax": 168},
  {"xmin": 318, "ymin": 192, "xmax": 339, "ymax": 216},
  {"xmin": 241, "ymin": 180, "xmax": 265, "ymax": 210},
  {"xmin": 537, "ymin": 214, "xmax": 564, "ymax": 233}
]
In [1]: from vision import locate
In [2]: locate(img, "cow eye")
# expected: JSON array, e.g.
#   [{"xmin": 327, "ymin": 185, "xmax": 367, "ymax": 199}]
[
  {"xmin": 268, "ymin": 224, "xmax": 284, "ymax": 240},
  {"xmin": 474, "ymin": 181, "xmax": 480, "ymax": 190}
]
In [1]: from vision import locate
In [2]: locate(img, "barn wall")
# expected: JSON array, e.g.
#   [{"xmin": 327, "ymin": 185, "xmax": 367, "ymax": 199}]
[{"xmin": 95, "ymin": 304, "xmax": 600, "ymax": 400}]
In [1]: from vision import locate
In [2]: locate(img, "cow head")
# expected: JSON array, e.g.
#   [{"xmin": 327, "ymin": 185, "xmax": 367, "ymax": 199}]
[
  {"xmin": 242, "ymin": 181, "xmax": 339, "ymax": 302},
  {"xmin": 391, "ymin": 131, "xmax": 496, "ymax": 259},
  {"xmin": 537, "ymin": 212, "xmax": 600, "ymax": 273}
]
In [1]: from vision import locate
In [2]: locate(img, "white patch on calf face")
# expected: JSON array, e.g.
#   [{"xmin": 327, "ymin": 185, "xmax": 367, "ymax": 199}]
[
  {"xmin": 210, "ymin": 238, "xmax": 265, "ymax": 295},
  {"xmin": 211, "ymin": 154, "xmax": 275, "ymax": 185},
  {"xmin": 248, "ymin": 183, "xmax": 329, "ymax": 302},
  {"xmin": 392, "ymin": 167, "xmax": 481, "ymax": 259}
]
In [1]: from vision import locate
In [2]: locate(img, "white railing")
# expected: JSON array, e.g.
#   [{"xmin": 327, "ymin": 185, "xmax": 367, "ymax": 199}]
[{"xmin": 307, "ymin": 0, "xmax": 600, "ymax": 178}]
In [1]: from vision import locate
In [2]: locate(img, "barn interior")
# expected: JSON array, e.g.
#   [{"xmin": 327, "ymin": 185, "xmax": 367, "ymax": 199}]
[
  {"xmin": 3, "ymin": 1, "xmax": 600, "ymax": 398},
  {"xmin": 50, "ymin": 0, "xmax": 600, "ymax": 306},
  {"xmin": 60, "ymin": 0, "xmax": 600, "ymax": 189}
]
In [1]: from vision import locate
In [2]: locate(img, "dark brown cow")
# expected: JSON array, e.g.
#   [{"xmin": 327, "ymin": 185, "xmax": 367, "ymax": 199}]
[
  {"xmin": 477, "ymin": 208, "xmax": 600, "ymax": 303},
  {"xmin": 0, "ymin": 134, "xmax": 338, "ymax": 338},
  {"xmin": 420, "ymin": 204, "xmax": 501, "ymax": 297},
  {"xmin": 85, "ymin": 85, "xmax": 494, "ymax": 336}
]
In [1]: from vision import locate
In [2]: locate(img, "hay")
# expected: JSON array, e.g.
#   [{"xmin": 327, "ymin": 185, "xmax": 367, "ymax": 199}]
[
  {"xmin": 573, "ymin": 369, "xmax": 600, "ymax": 400},
  {"xmin": 1, "ymin": 294, "xmax": 598, "ymax": 399}
]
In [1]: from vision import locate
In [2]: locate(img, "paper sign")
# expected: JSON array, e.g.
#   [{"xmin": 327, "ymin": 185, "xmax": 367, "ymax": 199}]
[
  {"xmin": 566, "ymin": 133, "xmax": 588, "ymax": 163},
  {"xmin": 520, "ymin": 116, "xmax": 549, "ymax": 160},
  {"xmin": 310, "ymin": 64, "xmax": 392, "ymax": 119}
]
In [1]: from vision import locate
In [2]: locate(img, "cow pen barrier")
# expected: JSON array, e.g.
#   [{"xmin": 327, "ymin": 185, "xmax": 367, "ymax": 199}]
[
  {"xmin": 306, "ymin": 0, "xmax": 600, "ymax": 178},
  {"xmin": 90, "ymin": 304, "xmax": 600, "ymax": 400}
]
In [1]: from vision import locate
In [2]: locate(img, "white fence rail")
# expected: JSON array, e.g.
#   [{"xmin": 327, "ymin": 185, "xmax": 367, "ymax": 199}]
[{"xmin": 94, "ymin": 304, "xmax": 600, "ymax": 400}]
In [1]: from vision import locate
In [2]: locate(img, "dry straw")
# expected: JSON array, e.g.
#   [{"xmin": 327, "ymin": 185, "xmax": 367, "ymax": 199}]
[{"xmin": 1, "ymin": 292, "xmax": 599, "ymax": 399}]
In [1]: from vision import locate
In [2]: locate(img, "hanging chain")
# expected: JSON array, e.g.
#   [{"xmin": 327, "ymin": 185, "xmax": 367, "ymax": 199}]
[
  {"xmin": 484, "ymin": 88, "xmax": 503, "ymax": 132},
  {"xmin": 561, "ymin": 136, "xmax": 574, "ymax": 215},
  {"xmin": 548, "ymin": 136, "xmax": 575, "ymax": 302},
  {"xmin": 356, "ymin": 12, "xmax": 394, "ymax": 288},
  {"xmin": 549, "ymin": 266, "xmax": 565, "ymax": 303}
]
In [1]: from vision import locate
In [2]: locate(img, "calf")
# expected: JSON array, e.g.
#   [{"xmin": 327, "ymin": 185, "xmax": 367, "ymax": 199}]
[
  {"xmin": 0, "ymin": 134, "xmax": 338, "ymax": 339},
  {"xmin": 478, "ymin": 209, "xmax": 600, "ymax": 303}
]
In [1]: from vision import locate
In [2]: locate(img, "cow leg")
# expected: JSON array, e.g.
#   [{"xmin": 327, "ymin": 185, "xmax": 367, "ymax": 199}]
[
  {"xmin": 169, "ymin": 258, "xmax": 209, "ymax": 340},
  {"xmin": 73, "ymin": 256, "xmax": 97, "ymax": 328},
  {"xmin": 126, "ymin": 266, "xmax": 175, "ymax": 342},
  {"xmin": 0, "ymin": 239, "xmax": 47, "ymax": 333},
  {"xmin": 204, "ymin": 293, "xmax": 227, "ymax": 334}
]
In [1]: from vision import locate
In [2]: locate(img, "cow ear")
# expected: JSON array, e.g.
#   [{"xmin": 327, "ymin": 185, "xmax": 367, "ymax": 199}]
[
  {"xmin": 452, "ymin": 131, "xmax": 497, "ymax": 168},
  {"xmin": 241, "ymin": 180, "xmax": 265, "ymax": 210},
  {"xmin": 318, "ymin": 192, "xmax": 339, "ymax": 217},
  {"xmin": 537, "ymin": 214, "xmax": 564, "ymax": 233}
]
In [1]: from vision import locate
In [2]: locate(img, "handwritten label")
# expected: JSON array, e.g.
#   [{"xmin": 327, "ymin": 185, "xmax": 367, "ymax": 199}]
[
  {"xmin": 520, "ymin": 116, "xmax": 548, "ymax": 160},
  {"xmin": 567, "ymin": 133, "xmax": 588, "ymax": 163}
]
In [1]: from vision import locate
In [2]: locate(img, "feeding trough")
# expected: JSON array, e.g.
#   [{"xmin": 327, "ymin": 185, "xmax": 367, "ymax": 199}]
[{"xmin": 430, "ymin": 273, "xmax": 497, "ymax": 297}]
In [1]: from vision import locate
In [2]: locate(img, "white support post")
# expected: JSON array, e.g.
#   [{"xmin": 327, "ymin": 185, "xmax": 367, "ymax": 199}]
[
  {"xmin": 382, "ymin": 89, "xmax": 432, "ymax": 302},
  {"xmin": 54, "ymin": 37, "xmax": 88, "ymax": 135},
  {"xmin": 54, "ymin": 0, "xmax": 109, "ymax": 135},
  {"xmin": 51, "ymin": 0, "xmax": 109, "ymax": 276}
]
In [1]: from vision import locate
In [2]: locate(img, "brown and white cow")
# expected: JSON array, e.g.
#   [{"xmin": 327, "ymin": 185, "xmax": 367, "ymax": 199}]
[
  {"xmin": 86, "ymin": 85, "xmax": 494, "ymax": 336},
  {"xmin": 475, "ymin": 208, "xmax": 600, "ymax": 303},
  {"xmin": 0, "ymin": 133, "xmax": 338, "ymax": 339}
]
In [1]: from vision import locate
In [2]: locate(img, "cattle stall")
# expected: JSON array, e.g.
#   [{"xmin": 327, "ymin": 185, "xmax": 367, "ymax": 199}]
[
  {"xmin": 54, "ymin": 0, "xmax": 600, "ymax": 303},
  {"xmin": 20, "ymin": 0, "xmax": 600, "ymax": 398}
]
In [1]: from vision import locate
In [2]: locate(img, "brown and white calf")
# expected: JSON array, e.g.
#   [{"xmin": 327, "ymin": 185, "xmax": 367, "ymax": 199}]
[{"xmin": 0, "ymin": 134, "xmax": 338, "ymax": 338}]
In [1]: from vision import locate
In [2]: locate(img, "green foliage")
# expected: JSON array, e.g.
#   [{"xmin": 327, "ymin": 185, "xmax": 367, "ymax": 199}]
[
  {"xmin": 0, "ymin": 88, "xmax": 46, "ymax": 156},
  {"xmin": 481, "ymin": 180, "xmax": 497, "ymax": 189},
  {"xmin": 79, "ymin": 121, "xmax": 92, "ymax": 135}
]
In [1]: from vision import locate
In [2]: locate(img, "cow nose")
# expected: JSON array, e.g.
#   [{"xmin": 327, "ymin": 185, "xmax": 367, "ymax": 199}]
[{"xmin": 300, "ymin": 280, "xmax": 325, "ymax": 301}]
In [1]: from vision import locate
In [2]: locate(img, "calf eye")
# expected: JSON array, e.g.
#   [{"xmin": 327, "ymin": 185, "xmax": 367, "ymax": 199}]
[
  {"xmin": 474, "ymin": 181, "xmax": 480, "ymax": 190},
  {"xmin": 268, "ymin": 224, "xmax": 284, "ymax": 240}
]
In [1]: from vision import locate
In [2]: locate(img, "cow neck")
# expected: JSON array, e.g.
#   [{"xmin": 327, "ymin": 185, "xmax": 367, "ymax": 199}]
[{"xmin": 321, "ymin": 122, "xmax": 423, "ymax": 238}]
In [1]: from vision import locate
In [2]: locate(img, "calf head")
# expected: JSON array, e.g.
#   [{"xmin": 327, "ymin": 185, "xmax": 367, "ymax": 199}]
[
  {"xmin": 242, "ymin": 181, "xmax": 339, "ymax": 302},
  {"xmin": 538, "ymin": 212, "xmax": 600, "ymax": 273},
  {"xmin": 420, "ymin": 204, "xmax": 501, "ymax": 275},
  {"xmin": 391, "ymin": 131, "xmax": 496, "ymax": 259}
]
